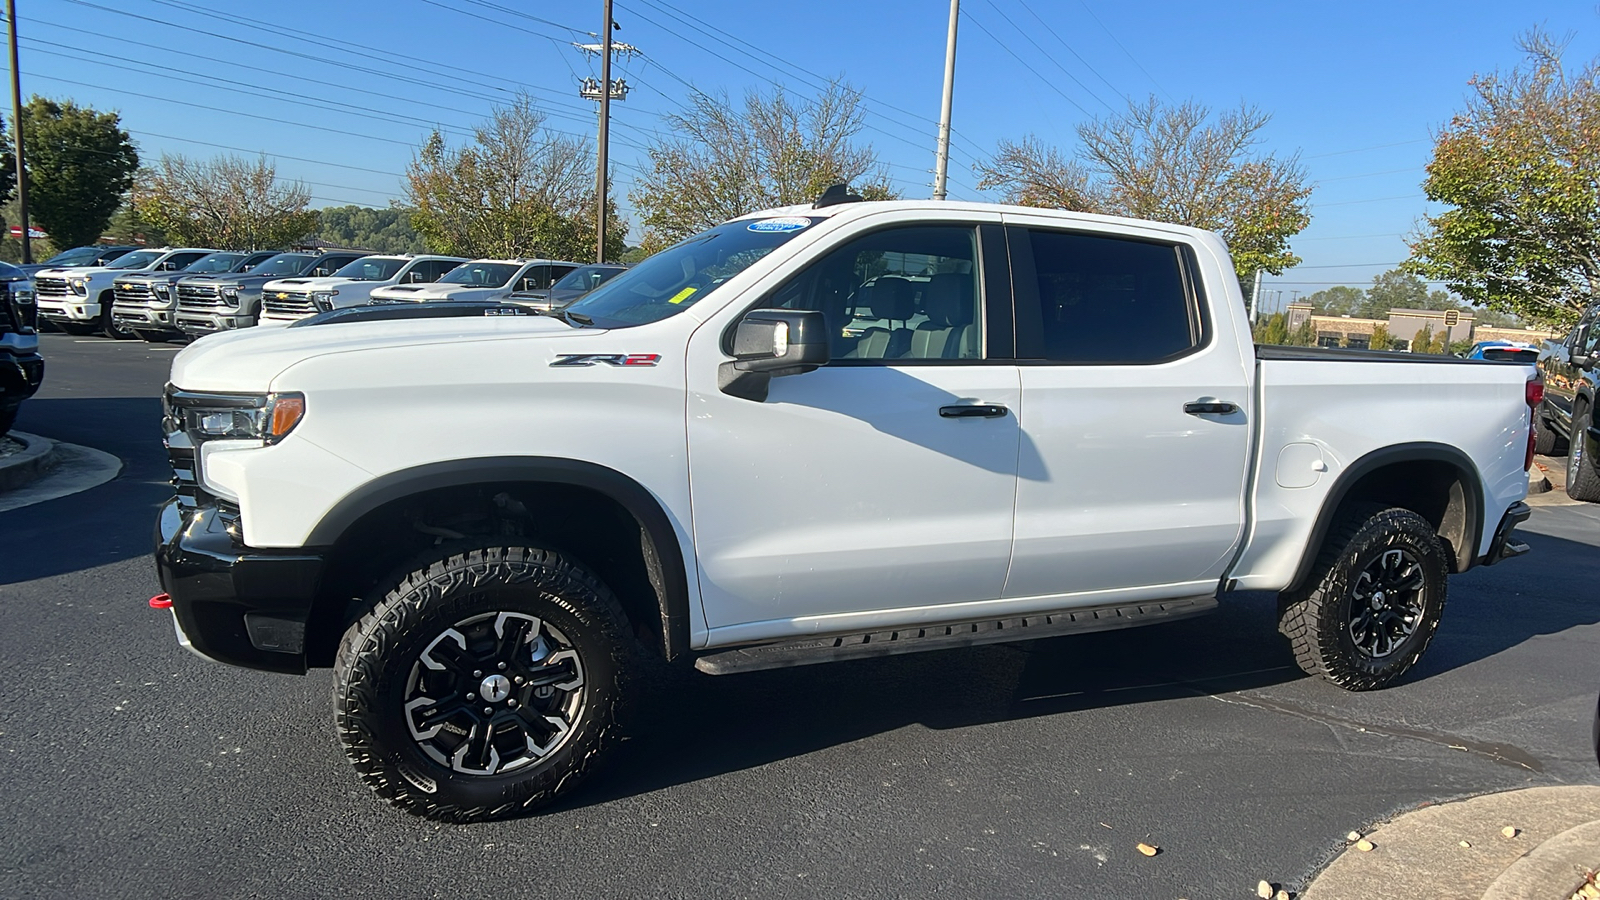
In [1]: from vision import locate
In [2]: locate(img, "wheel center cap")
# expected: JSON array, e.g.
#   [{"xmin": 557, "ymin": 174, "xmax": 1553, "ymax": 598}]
[
  {"xmin": 480, "ymin": 674, "xmax": 511, "ymax": 703},
  {"xmin": 1371, "ymin": 590, "xmax": 1387, "ymax": 610}
]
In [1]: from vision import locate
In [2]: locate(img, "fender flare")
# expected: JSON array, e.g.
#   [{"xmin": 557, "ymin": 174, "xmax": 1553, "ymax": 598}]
[
  {"xmin": 1284, "ymin": 441, "xmax": 1485, "ymax": 593},
  {"xmin": 305, "ymin": 456, "xmax": 692, "ymax": 659}
]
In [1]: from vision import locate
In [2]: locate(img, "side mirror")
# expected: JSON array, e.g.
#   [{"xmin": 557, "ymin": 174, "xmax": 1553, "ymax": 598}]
[
  {"xmin": 1571, "ymin": 324, "xmax": 1594, "ymax": 369},
  {"xmin": 718, "ymin": 309, "xmax": 830, "ymax": 402}
]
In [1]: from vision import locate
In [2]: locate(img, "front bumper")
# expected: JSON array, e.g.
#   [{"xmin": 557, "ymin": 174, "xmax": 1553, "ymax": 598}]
[
  {"xmin": 153, "ymin": 497, "xmax": 323, "ymax": 673},
  {"xmin": 1480, "ymin": 500, "xmax": 1532, "ymax": 566},
  {"xmin": 176, "ymin": 312, "xmax": 254, "ymax": 334},
  {"xmin": 0, "ymin": 350, "xmax": 44, "ymax": 406},
  {"xmin": 37, "ymin": 299, "xmax": 97, "ymax": 322},
  {"xmin": 112, "ymin": 304, "xmax": 179, "ymax": 330}
]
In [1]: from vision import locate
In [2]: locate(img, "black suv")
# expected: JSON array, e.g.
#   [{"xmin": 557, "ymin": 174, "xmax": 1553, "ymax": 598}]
[
  {"xmin": 0, "ymin": 261, "xmax": 43, "ymax": 436},
  {"xmin": 1536, "ymin": 304, "xmax": 1600, "ymax": 501}
]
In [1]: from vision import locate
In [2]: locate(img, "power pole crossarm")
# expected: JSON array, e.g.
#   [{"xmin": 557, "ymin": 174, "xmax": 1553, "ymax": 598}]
[{"xmin": 932, "ymin": 0, "xmax": 959, "ymax": 201}]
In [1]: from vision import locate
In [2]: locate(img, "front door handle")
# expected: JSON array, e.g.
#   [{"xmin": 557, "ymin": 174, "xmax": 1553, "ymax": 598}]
[
  {"xmin": 940, "ymin": 403, "xmax": 1008, "ymax": 419},
  {"xmin": 1183, "ymin": 400, "xmax": 1239, "ymax": 415}
]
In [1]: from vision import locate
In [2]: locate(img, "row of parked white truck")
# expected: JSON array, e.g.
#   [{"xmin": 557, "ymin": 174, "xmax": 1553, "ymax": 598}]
[{"xmin": 29, "ymin": 245, "xmax": 629, "ymax": 342}]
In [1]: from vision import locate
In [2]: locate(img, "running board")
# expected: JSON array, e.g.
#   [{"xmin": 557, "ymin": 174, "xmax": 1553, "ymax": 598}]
[{"xmin": 693, "ymin": 595, "xmax": 1219, "ymax": 676}]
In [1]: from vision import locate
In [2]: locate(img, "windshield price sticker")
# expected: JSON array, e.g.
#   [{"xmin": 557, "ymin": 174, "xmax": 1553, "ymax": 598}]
[{"xmin": 747, "ymin": 216, "xmax": 812, "ymax": 233}]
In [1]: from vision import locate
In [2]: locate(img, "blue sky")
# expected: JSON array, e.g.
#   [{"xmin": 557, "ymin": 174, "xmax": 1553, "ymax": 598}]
[{"xmin": 10, "ymin": 0, "xmax": 1599, "ymax": 303}]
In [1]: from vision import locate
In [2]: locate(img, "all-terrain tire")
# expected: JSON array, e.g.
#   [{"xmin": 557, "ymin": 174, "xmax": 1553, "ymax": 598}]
[
  {"xmin": 1532, "ymin": 408, "xmax": 1564, "ymax": 456},
  {"xmin": 100, "ymin": 296, "xmax": 134, "ymax": 340},
  {"xmin": 333, "ymin": 544, "xmax": 638, "ymax": 822},
  {"xmin": 1277, "ymin": 504, "xmax": 1449, "ymax": 691},
  {"xmin": 1567, "ymin": 406, "xmax": 1600, "ymax": 502}
]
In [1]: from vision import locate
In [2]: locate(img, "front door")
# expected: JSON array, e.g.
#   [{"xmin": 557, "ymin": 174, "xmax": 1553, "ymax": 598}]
[
  {"xmin": 1000, "ymin": 219, "xmax": 1252, "ymax": 602},
  {"xmin": 686, "ymin": 222, "xmax": 1021, "ymax": 644}
]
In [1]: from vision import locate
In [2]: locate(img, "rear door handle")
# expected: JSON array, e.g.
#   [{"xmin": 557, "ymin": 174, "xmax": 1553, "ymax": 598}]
[
  {"xmin": 940, "ymin": 404, "xmax": 1008, "ymax": 419},
  {"xmin": 1183, "ymin": 400, "xmax": 1239, "ymax": 415}
]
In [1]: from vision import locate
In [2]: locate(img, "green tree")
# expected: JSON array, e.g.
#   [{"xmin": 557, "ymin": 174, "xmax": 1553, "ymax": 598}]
[
  {"xmin": 22, "ymin": 97, "xmax": 138, "ymax": 249},
  {"xmin": 1252, "ymin": 311, "xmax": 1290, "ymax": 345},
  {"xmin": 1306, "ymin": 285, "xmax": 1366, "ymax": 316},
  {"xmin": 0, "ymin": 116, "xmax": 16, "ymax": 210},
  {"xmin": 406, "ymin": 94, "xmax": 621, "ymax": 261},
  {"xmin": 133, "ymin": 154, "xmax": 317, "ymax": 249},
  {"xmin": 105, "ymin": 194, "xmax": 164, "ymax": 246},
  {"xmin": 632, "ymin": 80, "xmax": 895, "ymax": 250},
  {"xmin": 1405, "ymin": 31, "xmax": 1600, "ymax": 329},
  {"xmin": 1369, "ymin": 323, "xmax": 1392, "ymax": 350},
  {"xmin": 1361, "ymin": 268, "xmax": 1432, "ymax": 316},
  {"xmin": 977, "ymin": 97, "xmax": 1312, "ymax": 284},
  {"xmin": 316, "ymin": 205, "xmax": 425, "ymax": 253},
  {"xmin": 1291, "ymin": 317, "xmax": 1316, "ymax": 347}
]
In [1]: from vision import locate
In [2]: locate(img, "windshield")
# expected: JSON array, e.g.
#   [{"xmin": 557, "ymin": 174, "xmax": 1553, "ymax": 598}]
[
  {"xmin": 565, "ymin": 217, "xmax": 820, "ymax": 327},
  {"xmin": 332, "ymin": 257, "xmax": 407, "ymax": 281},
  {"xmin": 105, "ymin": 250, "xmax": 163, "ymax": 270},
  {"xmin": 552, "ymin": 265, "xmax": 624, "ymax": 293},
  {"xmin": 184, "ymin": 252, "xmax": 245, "ymax": 274},
  {"xmin": 438, "ymin": 262, "xmax": 518, "ymax": 286},
  {"xmin": 45, "ymin": 246, "xmax": 103, "ymax": 265},
  {"xmin": 249, "ymin": 254, "xmax": 314, "ymax": 277}
]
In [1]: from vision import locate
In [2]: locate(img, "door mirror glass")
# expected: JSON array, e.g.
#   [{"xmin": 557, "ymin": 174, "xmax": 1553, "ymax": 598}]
[
  {"xmin": 1573, "ymin": 323, "xmax": 1594, "ymax": 367},
  {"xmin": 719, "ymin": 309, "xmax": 831, "ymax": 401}
]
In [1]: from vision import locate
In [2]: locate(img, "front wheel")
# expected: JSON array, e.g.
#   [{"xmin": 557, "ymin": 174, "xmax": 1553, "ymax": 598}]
[
  {"xmin": 1278, "ymin": 505, "xmax": 1449, "ymax": 690},
  {"xmin": 333, "ymin": 544, "xmax": 636, "ymax": 822},
  {"xmin": 1567, "ymin": 407, "xmax": 1600, "ymax": 502},
  {"xmin": 100, "ymin": 298, "xmax": 135, "ymax": 340}
]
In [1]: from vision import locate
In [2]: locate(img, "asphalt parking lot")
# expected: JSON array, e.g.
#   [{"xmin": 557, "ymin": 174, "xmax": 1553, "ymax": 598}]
[{"xmin": 3, "ymin": 332, "xmax": 1598, "ymax": 900}]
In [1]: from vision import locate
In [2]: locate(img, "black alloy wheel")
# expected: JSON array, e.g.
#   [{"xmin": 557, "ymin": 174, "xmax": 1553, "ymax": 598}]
[{"xmin": 1345, "ymin": 548, "xmax": 1427, "ymax": 660}]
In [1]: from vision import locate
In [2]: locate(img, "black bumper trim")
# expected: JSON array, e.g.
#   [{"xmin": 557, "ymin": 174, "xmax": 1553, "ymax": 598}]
[
  {"xmin": 153, "ymin": 497, "xmax": 322, "ymax": 673},
  {"xmin": 1480, "ymin": 500, "xmax": 1532, "ymax": 567},
  {"xmin": 0, "ymin": 351, "xmax": 44, "ymax": 404}
]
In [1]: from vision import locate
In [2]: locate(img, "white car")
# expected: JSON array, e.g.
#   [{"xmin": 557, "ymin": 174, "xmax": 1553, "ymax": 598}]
[
  {"xmin": 153, "ymin": 194, "xmax": 1536, "ymax": 822},
  {"xmin": 35, "ymin": 247, "xmax": 216, "ymax": 339},
  {"xmin": 257, "ymin": 254, "xmax": 466, "ymax": 325},
  {"xmin": 368, "ymin": 258, "xmax": 581, "ymax": 304}
]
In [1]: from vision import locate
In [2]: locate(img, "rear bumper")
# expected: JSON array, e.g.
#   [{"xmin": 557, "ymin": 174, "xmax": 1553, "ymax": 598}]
[
  {"xmin": 153, "ymin": 497, "xmax": 323, "ymax": 674},
  {"xmin": 1479, "ymin": 500, "xmax": 1531, "ymax": 566}
]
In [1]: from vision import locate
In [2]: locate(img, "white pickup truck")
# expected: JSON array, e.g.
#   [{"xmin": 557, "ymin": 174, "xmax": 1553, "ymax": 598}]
[
  {"xmin": 257, "ymin": 254, "xmax": 466, "ymax": 325},
  {"xmin": 152, "ymin": 193, "xmax": 1536, "ymax": 822}
]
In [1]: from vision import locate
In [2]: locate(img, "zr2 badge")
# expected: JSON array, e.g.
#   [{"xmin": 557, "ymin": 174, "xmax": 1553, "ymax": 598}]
[{"xmin": 551, "ymin": 353, "xmax": 662, "ymax": 368}]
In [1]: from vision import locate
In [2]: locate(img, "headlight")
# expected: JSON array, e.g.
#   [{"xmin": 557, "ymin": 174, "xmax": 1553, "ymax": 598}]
[
  {"xmin": 70, "ymin": 279, "xmax": 87, "ymax": 296},
  {"xmin": 220, "ymin": 286, "xmax": 240, "ymax": 304},
  {"xmin": 14, "ymin": 288, "xmax": 33, "ymax": 304},
  {"xmin": 171, "ymin": 391, "xmax": 306, "ymax": 445},
  {"xmin": 311, "ymin": 290, "xmax": 337, "ymax": 311}
]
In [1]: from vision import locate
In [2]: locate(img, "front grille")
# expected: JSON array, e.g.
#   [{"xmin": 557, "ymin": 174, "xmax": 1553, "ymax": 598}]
[
  {"xmin": 0, "ymin": 282, "xmax": 18, "ymax": 334},
  {"xmin": 114, "ymin": 281, "xmax": 154, "ymax": 307},
  {"xmin": 177, "ymin": 283, "xmax": 223, "ymax": 310},
  {"xmin": 162, "ymin": 390, "xmax": 205, "ymax": 509},
  {"xmin": 35, "ymin": 276, "xmax": 68, "ymax": 298},
  {"xmin": 262, "ymin": 290, "xmax": 316, "ymax": 317}
]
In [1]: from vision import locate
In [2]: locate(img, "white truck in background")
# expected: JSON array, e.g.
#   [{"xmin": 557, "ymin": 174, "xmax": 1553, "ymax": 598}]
[
  {"xmin": 368, "ymin": 258, "xmax": 581, "ymax": 305},
  {"xmin": 152, "ymin": 193, "xmax": 1535, "ymax": 823},
  {"xmin": 257, "ymin": 254, "xmax": 466, "ymax": 325}
]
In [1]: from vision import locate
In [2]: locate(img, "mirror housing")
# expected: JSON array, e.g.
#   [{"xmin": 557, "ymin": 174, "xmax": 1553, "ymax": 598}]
[
  {"xmin": 718, "ymin": 309, "xmax": 830, "ymax": 402},
  {"xmin": 1571, "ymin": 323, "xmax": 1594, "ymax": 369}
]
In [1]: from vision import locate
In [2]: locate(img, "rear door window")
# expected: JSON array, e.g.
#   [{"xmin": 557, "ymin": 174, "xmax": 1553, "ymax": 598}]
[{"xmin": 1013, "ymin": 229, "xmax": 1203, "ymax": 364}]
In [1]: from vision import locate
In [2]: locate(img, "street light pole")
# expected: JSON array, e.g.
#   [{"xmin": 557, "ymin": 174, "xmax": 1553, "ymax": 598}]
[
  {"xmin": 931, "ymin": 0, "xmax": 958, "ymax": 201},
  {"xmin": 6, "ymin": 0, "xmax": 29, "ymax": 264},
  {"xmin": 594, "ymin": 0, "xmax": 613, "ymax": 264}
]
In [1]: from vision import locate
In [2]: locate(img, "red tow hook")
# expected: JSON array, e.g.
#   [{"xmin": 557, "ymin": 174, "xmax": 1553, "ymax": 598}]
[{"xmin": 148, "ymin": 593, "xmax": 173, "ymax": 610}]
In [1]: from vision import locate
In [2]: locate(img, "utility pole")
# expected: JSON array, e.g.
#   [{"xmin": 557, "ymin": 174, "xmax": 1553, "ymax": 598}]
[
  {"xmin": 6, "ymin": 0, "xmax": 29, "ymax": 264},
  {"xmin": 931, "ymin": 0, "xmax": 959, "ymax": 201},
  {"xmin": 577, "ymin": 9, "xmax": 633, "ymax": 264},
  {"xmin": 1250, "ymin": 269, "xmax": 1263, "ymax": 325}
]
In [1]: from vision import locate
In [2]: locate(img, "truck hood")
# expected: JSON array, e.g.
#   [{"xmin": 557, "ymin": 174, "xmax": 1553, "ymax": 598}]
[
  {"xmin": 171, "ymin": 313, "xmax": 587, "ymax": 391},
  {"xmin": 260, "ymin": 276, "xmax": 367, "ymax": 292},
  {"xmin": 37, "ymin": 265, "xmax": 140, "ymax": 280},
  {"xmin": 371, "ymin": 284, "xmax": 501, "ymax": 302}
]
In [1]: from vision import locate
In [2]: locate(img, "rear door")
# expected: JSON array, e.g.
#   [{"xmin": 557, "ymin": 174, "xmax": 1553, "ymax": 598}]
[{"xmin": 1001, "ymin": 219, "xmax": 1251, "ymax": 602}]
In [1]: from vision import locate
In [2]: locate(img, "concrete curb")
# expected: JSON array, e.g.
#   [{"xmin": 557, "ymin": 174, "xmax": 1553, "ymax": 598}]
[
  {"xmin": 1300, "ymin": 786, "xmax": 1600, "ymax": 900},
  {"xmin": 0, "ymin": 436, "xmax": 123, "ymax": 513},
  {"xmin": 0, "ymin": 431, "xmax": 59, "ymax": 492},
  {"xmin": 1530, "ymin": 464, "xmax": 1553, "ymax": 495},
  {"xmin": 1481, "ymin": 819, "xmax": 1600, "ymax": 900}
]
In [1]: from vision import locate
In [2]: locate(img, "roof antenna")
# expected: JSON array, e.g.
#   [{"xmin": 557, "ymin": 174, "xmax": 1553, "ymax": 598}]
[{"xmin": 813, "ymin": 183, "xmax": 864, "ymax": 209}]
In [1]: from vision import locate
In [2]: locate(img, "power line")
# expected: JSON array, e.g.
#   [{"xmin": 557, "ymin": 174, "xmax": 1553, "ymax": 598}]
[
  {"xmin": 1317, "ymin": 194, "xmax": 1429, "ymax": 207},
  {"xmin": 1074, "ymin": 0, "xmax": 1173, "ymax": 102},
  {"xmin": 979, "ymin": 0, "xmax": 1115, "ymax": 111},
  {"xmin": 1304, "ymin": 138, "xmax": 1430, "ymax": 159},
  {"xmin": 127, "ymin": 131, "xmax": 406, "ymax": 178},
  {"xmin": 960, "ymin": 8, "xmax": 1093, "ymax": 118},
  {"xmin": 1316, "ymin": 167, "xmax": 1421, "ymax": 182}
]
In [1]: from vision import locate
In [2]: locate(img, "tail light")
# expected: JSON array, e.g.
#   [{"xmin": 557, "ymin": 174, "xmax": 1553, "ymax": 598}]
[
  {"xmin": 1525, "ymin": 377, "xmax": 1543, "ymax": 471},
  {"xmin": 1526, "ymin": 378, "xmax": 1544, "ymax": 408}
]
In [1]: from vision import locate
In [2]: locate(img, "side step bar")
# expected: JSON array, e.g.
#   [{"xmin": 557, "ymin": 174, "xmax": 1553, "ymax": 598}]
[{"xmin": 693, "ymin": 595, "xmax": 1219, "ymax": 676}]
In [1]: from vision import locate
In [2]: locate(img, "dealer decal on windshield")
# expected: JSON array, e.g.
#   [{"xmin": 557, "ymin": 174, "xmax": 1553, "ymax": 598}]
[
  {"xmin": 551, "ymin": 353, "xmax": 662, "ymax": 367},
  {"xmin": 746, "ymin": 216, "xmax": 812, "ymax": 233}
]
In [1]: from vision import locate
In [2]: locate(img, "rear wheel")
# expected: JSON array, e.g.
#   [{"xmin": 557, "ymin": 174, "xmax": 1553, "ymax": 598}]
[
  {"xmin": 1532, "ymin": 408, "xmax": 1565, "ymax": 456},
  {"xmin": 99, "ymin": 296, "xmax": 134, "ymax": 340},
  {"xmin": 333, "ymin": 544, "xmax": 637, "ymax": 822},
  {"xmin": 1567, "ymin": 406, "xmax": 1600, "ymax": 502},
  {"xmin": 1278, "ymin": 505, "xmax": 1448, "ymax": 690}
]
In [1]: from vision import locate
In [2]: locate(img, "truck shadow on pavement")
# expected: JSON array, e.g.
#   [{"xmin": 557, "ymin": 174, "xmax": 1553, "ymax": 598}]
[
  {"xmin": 559, "ymin": 528, "xmax": 1600, "ymax": 812},
  {"xmin": 0, "ymin": 396, "xmax": 168, "ymax": 586}
]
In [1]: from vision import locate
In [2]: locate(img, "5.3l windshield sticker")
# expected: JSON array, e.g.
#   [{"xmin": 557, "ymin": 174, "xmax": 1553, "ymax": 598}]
[{"xmin": 746, "ymin": 216, "xmax": 812, "ymax": 233}]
